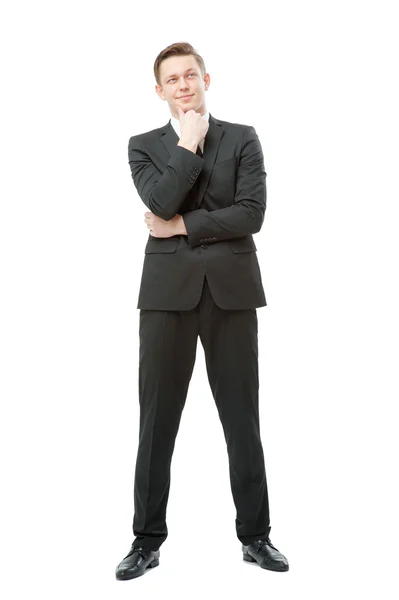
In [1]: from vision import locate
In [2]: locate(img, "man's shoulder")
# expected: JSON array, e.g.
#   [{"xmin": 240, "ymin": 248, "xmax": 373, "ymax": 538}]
[
  {"xmin": 128, "ymin": 122, "xmax": 168, "ymax": 146},
  {"xmin": 213, "ymin": 116, "xmax": 253, "ymax": 135}
]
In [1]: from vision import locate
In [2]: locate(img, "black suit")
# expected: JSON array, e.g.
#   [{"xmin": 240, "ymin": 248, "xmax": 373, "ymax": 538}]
[
  {"xmin": 128, "ymin": 113, "xmax": 267, "ymax": 310},
  {"xmin": 127, "ymin": 113, "xmax": 271, "ymax": 550}
]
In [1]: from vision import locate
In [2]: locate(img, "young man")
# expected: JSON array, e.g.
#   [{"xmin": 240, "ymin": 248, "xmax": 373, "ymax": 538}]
[{"xmin": 115, "ymin": 42, "xmax": 289, "ymax": 580}]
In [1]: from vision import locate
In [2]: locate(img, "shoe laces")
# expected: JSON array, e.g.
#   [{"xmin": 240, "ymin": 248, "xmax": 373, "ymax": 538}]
[
  {"xmin": 126, "ymin": 544, "xmax": 147, "ymax": 560},
  {"xmin": 257, "ymin": 537, "xmax": 279, "ymax": 553}
]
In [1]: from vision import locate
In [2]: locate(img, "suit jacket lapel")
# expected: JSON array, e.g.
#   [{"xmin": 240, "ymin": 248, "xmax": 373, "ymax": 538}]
[{"xmin": 160, "ymin": 113, "xmax": 224, "ymax": 210}]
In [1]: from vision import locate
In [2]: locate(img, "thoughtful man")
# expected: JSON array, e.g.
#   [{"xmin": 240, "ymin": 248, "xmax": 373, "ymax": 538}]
[{"xmin": 115, "ymin": 42, "xmax": 289, "ymax": 580}]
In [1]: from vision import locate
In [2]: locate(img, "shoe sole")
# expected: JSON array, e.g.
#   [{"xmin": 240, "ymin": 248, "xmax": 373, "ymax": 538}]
[
  {"xmin": 243, "ymin": 553, "xmax": 289, "ymax": 571},
  {"xmin": 116, "ymin": 558, "xmax": 160, "ymax": 580}
]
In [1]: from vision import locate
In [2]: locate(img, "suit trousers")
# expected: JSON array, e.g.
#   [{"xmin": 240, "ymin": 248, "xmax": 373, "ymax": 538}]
[{"xmin": 132, "ymin": 275, "xmax": 271, "ymax": 550}]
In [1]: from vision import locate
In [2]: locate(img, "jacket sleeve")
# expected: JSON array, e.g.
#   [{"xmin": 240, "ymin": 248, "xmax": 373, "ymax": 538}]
[
  {"xmin": 182, "ymin": 126, "xmax": 267, "ymax": 248},
  {"xmin": 128, "ymin": 136, "xmax": 205, "ymax": 221}
]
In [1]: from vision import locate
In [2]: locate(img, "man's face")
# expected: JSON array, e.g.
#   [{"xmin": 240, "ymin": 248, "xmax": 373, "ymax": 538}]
[{"xmin": 155, "ymin": 55, "xmax": 210, "ymax": 118}]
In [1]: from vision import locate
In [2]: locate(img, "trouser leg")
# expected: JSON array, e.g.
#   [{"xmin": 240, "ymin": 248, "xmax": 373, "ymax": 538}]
[
  {"xmin": 198, "ymin": 277, "xmax": 271, "ymax": 545},
  {"xmin": 132, "ymin": 306, "xmax": 199, "ymax": 550}
]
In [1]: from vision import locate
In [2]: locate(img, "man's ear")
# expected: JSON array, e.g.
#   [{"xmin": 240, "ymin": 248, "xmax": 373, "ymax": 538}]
[{"xmin": 155, "ymin": 84, "xmax": 165, "ymax": 100}]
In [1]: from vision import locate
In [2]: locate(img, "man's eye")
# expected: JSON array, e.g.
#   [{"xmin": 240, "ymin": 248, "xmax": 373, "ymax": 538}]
[{"xmin": 168, "ymin": 73, "xmax": 196, "ymax": 83}]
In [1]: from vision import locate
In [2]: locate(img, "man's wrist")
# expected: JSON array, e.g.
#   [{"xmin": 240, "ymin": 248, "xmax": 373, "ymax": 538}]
[
  {"xmin": 177, "ymin": 139, "xmax": 198, "ymax": 153},
  {"xmin": 174, "ymin": 214, "xmax": 187, "ymax": 235}
]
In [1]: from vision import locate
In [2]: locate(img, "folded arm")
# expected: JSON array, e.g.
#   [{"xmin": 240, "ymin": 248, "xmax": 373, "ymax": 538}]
[
  {"xmin": 128, "ymin": 137, "xmax": 204, "ymax": 221},
  {"xmin": 182, "ymin": 126, "xmax": 267, "ymax": 248}
]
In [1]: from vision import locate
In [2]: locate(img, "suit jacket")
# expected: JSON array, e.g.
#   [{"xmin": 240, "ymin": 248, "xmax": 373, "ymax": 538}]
[{"xmin": 128, "ymin": 113, "xmax": 267, "ymax": 310}]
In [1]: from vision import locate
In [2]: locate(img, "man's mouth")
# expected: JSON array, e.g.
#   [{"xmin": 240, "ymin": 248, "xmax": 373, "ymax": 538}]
[{"xmin": 178, "ymin": 94, "xmax": 193, "ymax": 99}]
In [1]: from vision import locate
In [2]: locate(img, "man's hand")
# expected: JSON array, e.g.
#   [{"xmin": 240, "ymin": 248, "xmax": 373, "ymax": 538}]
[
  {"xmin": 176, "ymin": 106, "xmax": 208, "ymax": 150},
  {"xmin": 144, "ymin": 211, "xmax": 187, "ymax": 237}
]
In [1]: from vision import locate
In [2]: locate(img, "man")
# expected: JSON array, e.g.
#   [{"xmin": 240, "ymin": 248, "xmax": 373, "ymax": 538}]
[{"xmin": 115, "ymin": 42, "xmax": 289, "ymax": 580}]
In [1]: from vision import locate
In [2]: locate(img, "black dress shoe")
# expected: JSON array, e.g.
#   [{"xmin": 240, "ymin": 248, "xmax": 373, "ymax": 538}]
[
  {"xmin": 115, "ymin": 544, "xmax": 160, "ymax": 580},
  {"xmin": 242, "ymin": 537, "xmax": 289, "ymax": 571}
]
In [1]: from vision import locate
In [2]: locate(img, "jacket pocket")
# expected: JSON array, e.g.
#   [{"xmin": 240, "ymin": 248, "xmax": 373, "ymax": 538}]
[
  {"xmin": 212, "ymin": 157, "xmax": 237, "ymax": 170},
  {"xmin": 228, "ymin": 236, "xmax": 257, "ymax": 253},
  {"xmin": 145, "ymin": 238, "xmax": 180, "ymax": 253}
]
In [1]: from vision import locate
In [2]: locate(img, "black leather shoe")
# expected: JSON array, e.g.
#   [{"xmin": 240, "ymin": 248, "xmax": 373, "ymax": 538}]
[
  {"xmin": 115, "ymin": 544, "xmax": 160, "ymax": 580},
  {"xmin": 242, "ymin": 537, "xmax": 289, "ymax": 571}
]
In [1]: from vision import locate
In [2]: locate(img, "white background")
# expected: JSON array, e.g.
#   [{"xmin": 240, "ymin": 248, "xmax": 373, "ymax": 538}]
[{"xmin": 1, "ymin": 0, "xmax": 398, "ymax": 598}]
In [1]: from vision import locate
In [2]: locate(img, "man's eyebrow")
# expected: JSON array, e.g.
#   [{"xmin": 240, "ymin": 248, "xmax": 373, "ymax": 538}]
[{"xmin": 165, "ymin": 68, "xmax": 197, "ymax": 79}]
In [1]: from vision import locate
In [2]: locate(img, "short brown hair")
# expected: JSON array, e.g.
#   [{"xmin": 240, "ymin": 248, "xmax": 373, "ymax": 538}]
[{"xmin": 154, "ymin": 42, "xmax": 206, "ymax": 86}]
